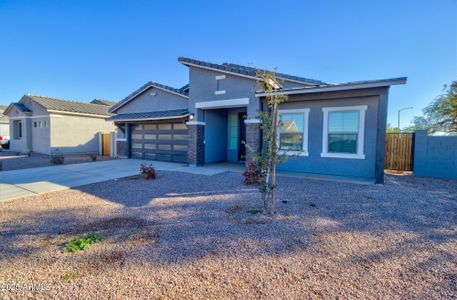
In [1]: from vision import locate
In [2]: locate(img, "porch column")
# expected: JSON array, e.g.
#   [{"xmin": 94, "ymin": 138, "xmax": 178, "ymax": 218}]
[
  {"xmin": 245, "ymin": 119, "xmax": 262, "ymax": 162},
  {"xmin": 187, "ymin": 121, "xmax": 205, "ymax": 166}
]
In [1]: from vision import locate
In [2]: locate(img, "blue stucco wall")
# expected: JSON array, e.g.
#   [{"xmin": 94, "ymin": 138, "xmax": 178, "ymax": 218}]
[
  {"xmin": 204, "ymin": 109, "xmax": 227, "ymax": 163},
  {"xmin": 413, "ymin": 130, "xmax": 457, "ymax": 180},
  {"xmin": 276, "ymin": 96, "xmax": 380, "ymax": 180}
]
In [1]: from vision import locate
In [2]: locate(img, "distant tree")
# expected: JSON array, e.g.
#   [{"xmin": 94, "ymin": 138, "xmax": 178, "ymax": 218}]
[
  {"xmin": 404, "ymin": 116, "xmax": 432, "ymax": 132},
  {"xmin": 408, "ymin": 81, "xmax": 457, "ymax": 133},
  {"xmin": 386, "ymin": 123, "xmax": 401, "ymax": 133},
  {"xmin": 424, "ymin": 81, "xmax": 457, "ymax": 132}
]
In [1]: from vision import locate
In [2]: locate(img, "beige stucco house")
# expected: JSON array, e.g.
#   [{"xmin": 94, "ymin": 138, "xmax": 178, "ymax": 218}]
[{"xmin": 3, "ymin": 95, "xmax": 115, "ymax": 155}]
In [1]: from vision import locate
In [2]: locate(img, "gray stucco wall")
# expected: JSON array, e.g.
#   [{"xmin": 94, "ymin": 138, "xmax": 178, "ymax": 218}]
[
  {"xmin": 269, "ymin": 89, "xmax": 386, "ymax": 181},
  {"xmin": 7, "ymin": 108, "xmax": 30, "ymax": 153},
  {"xmin": 50, "ymin": 114, "xmax": 115, "ymax": 154},
  {"xmin": 116, "ymin": 86, "xmax": 188, "ymax": 114},
  {"xmin": 31, "ymin": 117, "xmax": 51, "ymax": 155},
  {"xmin": 188, "ymin": 67, "xmax": 261, "ymax": 120},
  {"xmin": 413, "ymin": 130, "xmax": 457, "ymax": 180}
]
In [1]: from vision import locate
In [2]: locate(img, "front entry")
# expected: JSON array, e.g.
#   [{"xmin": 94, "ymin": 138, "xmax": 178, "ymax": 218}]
[
  {"xmin": 238, "ymin": 112, "xmax": 246, "ymax": 161},
  {"xmin": 204, "ymin": 109, "xmax": 248, "ymax": 164}
]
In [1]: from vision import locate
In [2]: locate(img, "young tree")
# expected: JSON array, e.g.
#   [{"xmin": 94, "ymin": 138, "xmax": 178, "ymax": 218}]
[{"xmin": 255, "ymin": 70, "xmax": 288, "ymax": 215}]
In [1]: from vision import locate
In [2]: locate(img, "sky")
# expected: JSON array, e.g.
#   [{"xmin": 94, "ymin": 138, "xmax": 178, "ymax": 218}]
[{"xmin": 0, "ymin": 0, "xmax": 456, "ymax": 128}]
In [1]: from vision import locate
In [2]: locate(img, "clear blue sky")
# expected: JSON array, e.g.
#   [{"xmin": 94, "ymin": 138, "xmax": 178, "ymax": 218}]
[{"xmin": 0, "ymin": 0, "xmax": 456, "ymax": 128}]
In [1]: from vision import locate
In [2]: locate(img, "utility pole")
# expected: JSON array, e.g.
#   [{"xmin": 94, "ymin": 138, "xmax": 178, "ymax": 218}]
[{"xmin": 398, "ymin": 107, "xmax": 413, "ymax": 130}]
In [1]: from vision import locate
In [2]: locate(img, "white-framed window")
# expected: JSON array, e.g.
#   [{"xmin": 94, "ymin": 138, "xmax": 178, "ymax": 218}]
[
  {"xmin": 215, "ymin": 75, "xmax": 226, "ymax": 95},
  {"xmin": 321, "ymin": 105, "xmax": 367, "ymax": 159},
  {"xmin": 277, "ymin": 108, "xmax": 309, "ymax": 156}
]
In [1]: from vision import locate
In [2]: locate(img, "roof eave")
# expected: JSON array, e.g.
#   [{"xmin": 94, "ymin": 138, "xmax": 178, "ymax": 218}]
[
  {"xmin": 108, "ymin": 114, "xmax": 189, "ymax": 123},
  {"xmin": 255, "ymin": 77, "xmax": 407, "ymax": 97}
]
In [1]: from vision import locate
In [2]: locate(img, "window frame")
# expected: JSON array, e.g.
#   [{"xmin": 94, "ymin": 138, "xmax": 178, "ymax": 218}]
[
  {"xmin": 277, "ymin": 108, "xmax": 309, "ymax": 156},
  {"xmin": 321, "ymin": 105, "xmax": 367, "ymax": 159},
  {"xmin": 215, "ymin": 75, "xmax": 226, "ymax": 95}
]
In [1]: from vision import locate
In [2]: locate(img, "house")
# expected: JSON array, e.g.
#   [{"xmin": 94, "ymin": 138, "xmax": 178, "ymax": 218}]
[
  {"xmin": 109, "ymin": 57, "xmax": 406, "ymax": 183},
  {"xmin": 3, "ymin": 95, "xmax": 115, "ymax": 155},
  {"xmin": 0, "ymin": 105, "xmax": 10, "ymax": 148}
]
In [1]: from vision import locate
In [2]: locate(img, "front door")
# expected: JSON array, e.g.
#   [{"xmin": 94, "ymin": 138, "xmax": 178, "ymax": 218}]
[{"xmin": 238, "ymin": 113, "xmax": 247, "ymax": 161}]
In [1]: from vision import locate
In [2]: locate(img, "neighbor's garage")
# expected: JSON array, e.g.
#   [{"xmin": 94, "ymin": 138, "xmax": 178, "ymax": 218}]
[{"xmin": 130, "ymin": 121, "xmax": 188, "ymax": 162}]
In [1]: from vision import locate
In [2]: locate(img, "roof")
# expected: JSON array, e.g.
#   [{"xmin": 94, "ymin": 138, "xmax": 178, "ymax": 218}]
[
  {"xmin": 178, "ymin": 57, "xmax": 326, "ymax": 85},
  {"xmin": 109, "ymin": 81, "xmax": 189, "ymax": 113},
  {"xmin": 107, "ymin": 109, "xmax": 189, "ymax": 122},
  {"xmin": 27, "ymin": 95, "xmax": 112, "ymax": 116},
  {"xmin": 90, "ymin": 99, "xmax": 117, "ymax": 106},
  {"xmin": 256, "ymin": 77, "xmax": 408, "ymax": 97}
]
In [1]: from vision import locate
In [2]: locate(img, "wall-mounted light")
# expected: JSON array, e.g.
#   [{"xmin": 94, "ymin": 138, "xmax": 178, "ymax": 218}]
[{"xmin": 189, "ymin": 113, "xmax": 195, "ymax": 120}]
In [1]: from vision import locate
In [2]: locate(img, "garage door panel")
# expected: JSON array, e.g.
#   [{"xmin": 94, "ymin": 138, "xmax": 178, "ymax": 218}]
[{"xmin": 130, "ymin": 122, "xmax": 188, "ymax": 162}]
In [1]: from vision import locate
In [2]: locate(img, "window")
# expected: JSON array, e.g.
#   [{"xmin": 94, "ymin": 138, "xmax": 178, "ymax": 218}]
[
  {"xmin": 43, "ymin": 120, "xmax": 48, "ymax": 128},
  {"xmin": 116, "ymin": 124, "xmax": 126, "ymax": 139},
  {"xmin": 321, "ymin": 105, "xmax": 367, "ymax": 159},
  {"xmin": 215, "ymin": 75, "xmax": 226, "ymax": 95},
  {"xmin": 34, "ymin": 121, "xmax": 37, "ymax": 127},
  {"xmin": 277, "ymin": 109, "xmax": 309, "ymax": 156},
  {"xmin": 14, "ymin": 120, "xmax": 22, "ymax": 139}
]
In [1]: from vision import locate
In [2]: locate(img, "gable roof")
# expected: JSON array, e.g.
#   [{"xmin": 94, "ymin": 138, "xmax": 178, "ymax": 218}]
[
  {"xmin": 256, "ymin": 77, "xmax": 408, "ymax": 97},
  {"xmin": 90, "ymin": 99, "xmax": 117, "ymax": 106},
  {"xmin": 109, "ymin": 81, "xmax": 189, "ymax": 113},
  {"xmin": 178, "ymin": 57, "xmax": 326, "ymax": 86},
  {"xmin": 26, "ymin": 95, "xmax": 112, "ymax": 116},
  {"xmin": 3, "ymin": 102, "xmax": 33, "ymax": 115},
  {"xmin": 107, "ymin": 109, "xmax": 189, "ymax": 122}
]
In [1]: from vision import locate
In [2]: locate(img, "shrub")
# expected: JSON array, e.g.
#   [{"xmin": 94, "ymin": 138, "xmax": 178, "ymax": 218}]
[
  {"xmin": 63, "ymin": 233, "xmax": 103, "ymax": 253},
  {"xmin": 89, "ymin": 154, "xmax": 97, "ymax": 161},
  {"xmin": 51, "ymin": 149, "xmax": 64, "ymax": 164},
  {"xmin": 140, "ymin": 164, "xmax": 157, "ymax": 180},
  {"xmin": 242, "ymin": 159, "xmax": 265, "ymax": 185},
  {"xmin": 50, "ymin": 154, "xmax": 64, "ymax": 164}
]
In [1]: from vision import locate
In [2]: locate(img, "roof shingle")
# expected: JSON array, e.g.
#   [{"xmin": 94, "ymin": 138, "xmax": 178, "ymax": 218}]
[{"xmin": 28, "ymin": 95, "xmax": 112, "ymax": 116}]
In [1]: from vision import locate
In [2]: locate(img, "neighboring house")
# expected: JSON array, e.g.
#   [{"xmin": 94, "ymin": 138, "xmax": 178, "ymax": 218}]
[
  {"xmin": 3, "ymin": 95, "xmax": 115, "ymax": 155},
  {"xmin": 109, "ymin": 57, "xmax": 406, "ymax": 183},
  {"xmin": 0, "ymin": 105, "xmax": 10, "ymax": 148}
]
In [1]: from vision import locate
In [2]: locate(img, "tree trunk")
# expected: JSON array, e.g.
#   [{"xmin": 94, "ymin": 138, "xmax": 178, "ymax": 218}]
[{"xmin": 268, "ymin": 102, "xmax": 279, "ymax": 215}]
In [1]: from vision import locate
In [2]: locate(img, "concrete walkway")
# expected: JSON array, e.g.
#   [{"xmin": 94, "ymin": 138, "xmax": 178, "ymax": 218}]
[{"xmin": 0, "ymin": 159, "xmax": 229, "ymax": 202}]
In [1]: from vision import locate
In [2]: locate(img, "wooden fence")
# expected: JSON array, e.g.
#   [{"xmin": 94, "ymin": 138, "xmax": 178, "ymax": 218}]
[{"xmin": 385, "ymin": 133, "xmax": 415, "ymax": 171}]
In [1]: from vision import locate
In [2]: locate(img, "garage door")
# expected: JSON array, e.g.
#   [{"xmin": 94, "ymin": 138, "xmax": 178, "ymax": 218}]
[{"xmin": 130, "ymin": 122, "xmax": 188, "ymax": 162}]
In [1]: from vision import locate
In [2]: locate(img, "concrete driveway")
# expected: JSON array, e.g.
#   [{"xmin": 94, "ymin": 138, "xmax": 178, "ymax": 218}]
[{"xmin": 0, "ymin": 159, "xmax": 227, "ymax": 202}]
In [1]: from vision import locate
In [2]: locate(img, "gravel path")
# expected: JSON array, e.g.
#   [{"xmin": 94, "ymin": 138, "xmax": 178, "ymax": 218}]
[
  {"xmin": 0, "ymin": 171, "xmax": 456, "ymax": 299},
  {"xmin": 0, "ymin": 151, "xmax": 114, "ymax": 171}
]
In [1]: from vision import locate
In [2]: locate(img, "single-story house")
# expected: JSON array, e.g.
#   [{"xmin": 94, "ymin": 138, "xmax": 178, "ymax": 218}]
[
  {"xmin": 108, "ymin": 57, "xmax": 406, "ymax": 183},
  {"xmin": 0, "ymin": 105, "xmax": 10, "ymax": 147},
  {"xmin": 3, "ymin": 95, "xmax": 115, "ymax": 155}
]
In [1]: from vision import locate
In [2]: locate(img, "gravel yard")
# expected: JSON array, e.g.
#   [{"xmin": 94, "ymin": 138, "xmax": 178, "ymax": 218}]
[
  {"xmin": 0, "ymin": 171, "xmax": 456, "ymax": 299},
  {"xmin": 0, "ymin": 151, "xmax": 113, "ymax": 171}
]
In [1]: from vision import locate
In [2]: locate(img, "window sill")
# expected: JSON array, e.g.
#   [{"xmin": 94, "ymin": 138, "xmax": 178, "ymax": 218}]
[
  {"xmin": 116, "ymin": 138, "xmax": 127, "ymax": 142},
  {"xmin": 215, "ymin": 90, "xmax": 226, "ymax": 95},
  {"xmin": 279, "ymin": 150, "xmax": 309, "ymax": 157},
  {"xmin": 320, "ymin": 152, "xmax": 366, "ymax": 159}
]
